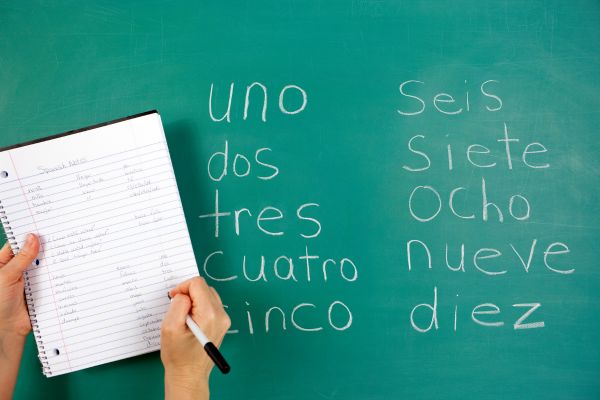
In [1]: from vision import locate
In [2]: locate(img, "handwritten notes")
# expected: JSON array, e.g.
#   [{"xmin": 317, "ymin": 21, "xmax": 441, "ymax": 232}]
[{"xmin": 0, "ymin": 112, "xmax": 198, "ymax": 376}]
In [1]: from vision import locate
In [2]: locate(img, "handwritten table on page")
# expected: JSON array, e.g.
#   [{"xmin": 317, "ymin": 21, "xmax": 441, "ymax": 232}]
[{"xmin": 0, "ymin": 111, "xmax": 199, "ymax": 376}]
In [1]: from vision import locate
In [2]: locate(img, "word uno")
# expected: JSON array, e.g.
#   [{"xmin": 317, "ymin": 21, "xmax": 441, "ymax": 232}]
[
  {"xmin": 209, "ymin": 82, "xmax": 308, "ymax": 122},
  {"xmin": 410, "ymin": 286, "xmax": 544, "ymax": 332},
  {"xmin": 397, "ymin": 79, "xmax": 502, "ymax": 116},
  {"xmin": 208, "ymin": 141, "xmax": 279, "ymax": 181}
]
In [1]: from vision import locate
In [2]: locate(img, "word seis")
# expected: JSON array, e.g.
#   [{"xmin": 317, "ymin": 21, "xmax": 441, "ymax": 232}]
[{"xmin": 398, "ymin": 79, "xmax": 572, "ymax": 334}]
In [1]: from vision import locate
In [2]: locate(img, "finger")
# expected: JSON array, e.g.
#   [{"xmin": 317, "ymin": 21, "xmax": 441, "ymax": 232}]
[
  {"xmin": 209, "ymin": 286, "xmax": 223, "ymax": 305},
  {"xmin": 3, "ymin": 233, "xmax": 39, "ymax": 280},
  {"xmin": 162, "ymin": 294, "xmax": 192, "ymax": 334},
  {"xmin": 0, "ymin": 241, "xmax": 14, "ymax": 267},
  {"xmin": 170, "ymin": 276, "xmax": 211, "ymax": 303},
  {"xmin": 171, "ymin": 278, "xmax": 217, "ymax": 325}
]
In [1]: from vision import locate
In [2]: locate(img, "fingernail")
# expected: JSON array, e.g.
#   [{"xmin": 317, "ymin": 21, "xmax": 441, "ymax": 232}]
[{"xmin": 24, "ymin": 233, "xmax": 35, "ymax": 247}]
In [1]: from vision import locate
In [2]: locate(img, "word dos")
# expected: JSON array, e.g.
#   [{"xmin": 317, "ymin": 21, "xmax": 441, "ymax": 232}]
[{"xmin": 207, "ymin": 140, "xmax": 279, "ymax": 181}]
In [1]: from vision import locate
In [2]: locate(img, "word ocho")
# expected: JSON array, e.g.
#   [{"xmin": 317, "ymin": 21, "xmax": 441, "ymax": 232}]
[{"xmin": 398, "ymin": 78, "xmax": 572, "ymax": 334}]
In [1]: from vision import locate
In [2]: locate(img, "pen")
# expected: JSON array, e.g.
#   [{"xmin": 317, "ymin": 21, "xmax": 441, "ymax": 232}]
[{"xmin": 167, "ymin": 293, "xmax": 231, "ymax": 374}]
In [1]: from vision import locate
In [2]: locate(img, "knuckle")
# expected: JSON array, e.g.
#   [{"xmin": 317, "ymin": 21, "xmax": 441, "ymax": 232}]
[
  {"xmin": 160, "ymin": 324, "xmax": 173, "ymax": 337},
  {"xmin": 192, "ymin": 276, "xmax": 205, "ymax": 286},
  {"xmin": 205, "ymin": 308, "xmax": 217, "ymax": 321},
  {"xmin": 175, "ymin": 293, "xmax": 190, "ymax": 305},
  {"xmin": 16, "ymin": 250, "xmax": 32, "ymax": 260},
  {"xmin": 222, "ymin": 314, "xmax": 232, "ymax": 330},
  {"xmin": 209, "ymin": 286, "xmax": 221, "ymax": 299},
  {"xmin": 190, "ymin": 279, "xmax": 202, "ymax": 293}
]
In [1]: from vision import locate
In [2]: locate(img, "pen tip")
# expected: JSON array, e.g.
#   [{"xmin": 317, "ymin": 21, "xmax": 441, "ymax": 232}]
[{"xmin": 167, "ymin": 292, "xmax": 171, "ymax": 300}]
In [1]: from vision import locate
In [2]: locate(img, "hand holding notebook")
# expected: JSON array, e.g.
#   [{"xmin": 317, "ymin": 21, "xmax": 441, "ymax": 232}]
[{"xmin": 0, "ymin": 111, "xmax": 201, "ymax": 376}]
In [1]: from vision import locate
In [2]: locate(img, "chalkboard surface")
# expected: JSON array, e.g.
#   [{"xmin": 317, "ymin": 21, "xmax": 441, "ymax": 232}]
[{"xmin": 2, "ymin": 1, "xmax": 599, "ymax": 399}]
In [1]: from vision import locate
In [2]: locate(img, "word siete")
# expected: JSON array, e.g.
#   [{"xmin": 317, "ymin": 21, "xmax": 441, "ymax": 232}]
[
  {"xmin": 201, "ymin": 79, "xmax": 573, "ymax": 336},
  {"xmin": 399, "ymin": 79, "xmax": 573, "ymax": 333}
]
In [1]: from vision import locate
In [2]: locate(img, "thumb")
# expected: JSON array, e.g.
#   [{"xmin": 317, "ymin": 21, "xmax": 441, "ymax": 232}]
[
  {"xmin": 162, "ymin": 294, "xmax": 192, "ymax": 336},
  {"xmin": 3, "ymin": 233, "xmax": 39, "ymax": 280}
]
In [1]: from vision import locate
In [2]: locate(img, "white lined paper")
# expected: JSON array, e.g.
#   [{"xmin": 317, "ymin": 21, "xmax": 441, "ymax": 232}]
[{"xmin": 0, "ymin": 112, "xmax": 199, "ymax": 377}]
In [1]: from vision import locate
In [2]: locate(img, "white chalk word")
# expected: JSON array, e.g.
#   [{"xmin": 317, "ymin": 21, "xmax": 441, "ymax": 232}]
[
  {"xmin": 198, "ymin": 189, "xmax": 321, "ymax": 239},
  {"xmin": 396, "ymin": 79, "xmax": 503, "ymax": 116},
  {"xmin": 406, "ymin": 238, "xmax": 574, "ymax": 275},
  {"xmin": 402, "ymin": 123, "xmax": 550, "ymax": 172},
  {"xmin": 209, "ymin": 82, "xmax": 308, "ymax": 122},
  {"xmin": 202, "ymin": 246, "xmax": 358, "ymax": 284},
  {"xmin": 407, "ymin": 177, "xmax": 531, "ymax": 223},
  {"xmin": 207, "ymin": 140, "xmax": 279, "ymax": 182},
  {"xmin": 224, "ymin": 299, "xmax": 353, "ymax": 335},
  {"xmin": 410, "ymin": 286, "xmax": 545, "ymax": 332}
]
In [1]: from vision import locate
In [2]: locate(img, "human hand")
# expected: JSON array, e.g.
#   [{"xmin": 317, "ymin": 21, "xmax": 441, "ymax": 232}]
[
  {"xmin": 0, "ymin": 233, "xmax": 39, "ymax": 337},
  {"xmin": 0, "ymin": 233, "xmax": 40, "ymax": 400},
  {"xmin": 160, "ymin": 277, "xmax": 231, "ymax": 400}
]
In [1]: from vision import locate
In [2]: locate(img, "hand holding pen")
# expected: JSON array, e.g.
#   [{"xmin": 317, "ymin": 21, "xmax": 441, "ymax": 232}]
[{"xmin": 161, "ymin": 277, "xmax": 231, "ymax": 399}]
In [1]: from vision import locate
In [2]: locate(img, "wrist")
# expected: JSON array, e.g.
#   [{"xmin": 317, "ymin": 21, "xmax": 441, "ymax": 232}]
[
  {"xmin": 0, "ymin": 331, "xmax": 27, "ymax": 400},
  {"xmin": 165, "ymin": 369, "xmax": 210, "ymax": 400},
  {"xmin": 0, "ymin": 318, "xmax": 31, "ymax": 338},
  {"xmin": 0, "ymin": 330, "xmax": 27, "ymax": 357}
]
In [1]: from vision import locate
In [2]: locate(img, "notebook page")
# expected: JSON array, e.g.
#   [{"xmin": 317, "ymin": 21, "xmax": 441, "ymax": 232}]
[{"xmin": 0, "ymin": 112, "xmax": 199, "ymax": 376}]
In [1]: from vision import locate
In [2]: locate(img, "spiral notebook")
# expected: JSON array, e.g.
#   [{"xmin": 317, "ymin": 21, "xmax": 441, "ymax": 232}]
[{"xmin": 0, "ymin": 111, "xmax": 199, "ymax": 377}]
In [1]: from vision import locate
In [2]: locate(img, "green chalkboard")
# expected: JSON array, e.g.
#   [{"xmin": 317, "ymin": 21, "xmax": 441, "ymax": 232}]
[{"xmin": 2, "ymin": 1, "xmax": 599, "ymax": 399}]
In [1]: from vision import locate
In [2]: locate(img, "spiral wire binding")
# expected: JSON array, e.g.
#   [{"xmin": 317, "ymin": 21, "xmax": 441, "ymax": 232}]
[{"xmin": 0, "ymin": 200, "xmax": 52, "ymax": 376}]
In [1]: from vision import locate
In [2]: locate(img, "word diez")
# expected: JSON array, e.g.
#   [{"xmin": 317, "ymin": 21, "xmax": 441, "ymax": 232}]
[
  {"xmin": 398, "ymin": 79, "xmax": 573, "ymax": 333},
  {"xmin": 202, "ymin": 80, "xmax": 574, "ymax": 336}
]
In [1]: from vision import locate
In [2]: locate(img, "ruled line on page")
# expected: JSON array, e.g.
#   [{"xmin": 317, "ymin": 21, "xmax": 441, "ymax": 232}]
[
  {"xmin": 0, "ymin": 112, "xmax": 200, "ymax": 376},
  {"xmin": 0, "ymin": 141, "xmax": 166, "ymax": 191},
  {"xmin": 4, "ymin": 160, "xmax": 173, "ymax": 214},
  {"xmin": 32, "ymin": 263, "xmax": 197, "ymax": 315},
  {"xmin": 7, "ymin": 180, "xmax": 179, "ymax": 226}
]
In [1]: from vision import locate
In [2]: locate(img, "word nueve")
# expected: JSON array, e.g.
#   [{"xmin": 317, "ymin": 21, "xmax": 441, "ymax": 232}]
[
  {"xmin": 410, "ymin": 287, "xmax": 544, "ymax": 332},
  {"xmin": 406, "ymin": 238, "xmax": 574, "ymax": 275},
  {"xmin": 209, "ymin": 82, "xmax": 308, "ymax": 122}
]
